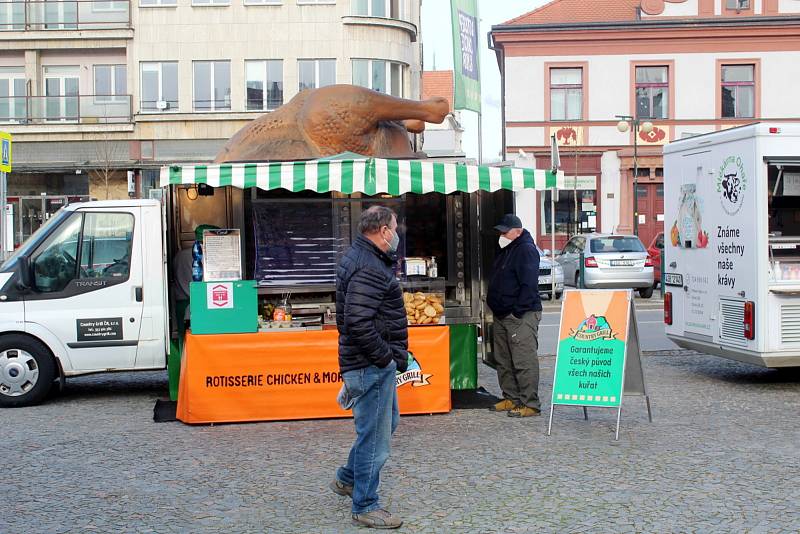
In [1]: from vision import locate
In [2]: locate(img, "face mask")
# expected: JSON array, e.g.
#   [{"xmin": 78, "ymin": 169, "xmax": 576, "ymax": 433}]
[
  {"xmin": 384, "ymin": 227, "xmax": 400, "ymax": 253},
  {"xmin": 499, "ymin": 236, "xmax": 512, "ymax": 249}
]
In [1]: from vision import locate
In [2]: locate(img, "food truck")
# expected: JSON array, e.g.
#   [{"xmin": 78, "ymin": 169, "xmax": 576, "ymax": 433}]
[
  {"xmin": 663, "ymin": 123, "xmax": 800, "ymax": 368},
  {"xmin": 0, "ymin": 155, "xmax": 563, "ymax": 411}
]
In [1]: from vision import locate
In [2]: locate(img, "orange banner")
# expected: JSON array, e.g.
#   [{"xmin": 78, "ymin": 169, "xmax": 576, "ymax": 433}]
[{"xmin": 176, "ymin": 326, "xmax": 451, "ymax": 424}]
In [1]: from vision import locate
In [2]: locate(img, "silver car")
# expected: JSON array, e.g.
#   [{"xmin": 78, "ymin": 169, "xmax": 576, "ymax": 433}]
[
  {"xmin": 537, "ymin": 246, "xmax": 564, "ymax": 300},
  {"xmin": 556, "ymin": 234, "xmax": 655, "ymax": 298}
]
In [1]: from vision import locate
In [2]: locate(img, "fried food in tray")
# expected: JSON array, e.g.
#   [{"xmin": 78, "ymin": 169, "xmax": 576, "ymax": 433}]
[{"xmin": 403, "ymin": 291, "xmax": 444, "ymax": 325}]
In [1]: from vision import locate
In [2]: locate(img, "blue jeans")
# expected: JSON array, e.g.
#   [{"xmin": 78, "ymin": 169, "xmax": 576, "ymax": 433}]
[{"xmin": 336, "ymin": 360, "xmax": 399, "ymax": 514}]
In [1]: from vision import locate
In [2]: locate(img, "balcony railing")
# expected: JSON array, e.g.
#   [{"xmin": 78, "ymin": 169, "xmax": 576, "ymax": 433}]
[
  {"xmin": 0, "ymin": 95, "xmax": 133, "ymax": 124},
  {"xmin": 0, "ymin": 0, "xmax": 130, "ymax": 31}
]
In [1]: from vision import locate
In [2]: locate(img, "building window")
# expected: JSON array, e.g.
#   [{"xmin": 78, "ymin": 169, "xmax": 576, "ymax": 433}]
[
  {"xmin": 550, "ymin": 68, "xmax": 582, "ymax": 121},
  {"xmin": 94, "ymin": 65, "xmax": 127, "ymax": 103},
  {"xmin": 298, "ymin": 59, "xmax": 336, "ymax": 91},
  {"xmin": 635, "ymin": 66, "xmax": 668, "ymax": 120},
  {"xmin": 193, "ymin": 61, "xmax": 231, "ymax": 111},
  {"xmin": 352, "ymin": 0, "xmax": 402, "ymax": 18},
  {"xmin": 246, "ymin": 60, "xmax": 283, "ymax": 111},
  {"xmin": 140, "ymin": 61, "xmax": 178, "ymax": 112},
  {"xmin": 721, "ymin": 64, "xmax": 754, "ymax": 119},
  {"xmin": 0, "ymin": 67, "xmax": 26, "ymax": 123},
  {"xmin": 726, "ymin": 0, "xmax": 749, "ymax": 9},
  {"xmin": 298, "ymin": 0, "xmax": 335, "ymax": 4},
  {"xmin": 140, "ymin": 0, "xmax": 177, "ymax": 6},
  {"xmin": 43, "ymin": 65, "xmax": 79, "ymax": 121},
  {"xmin": 92, "ymin": 1, "xmax": 128, "ymax": 11},
  {"xmin": 193, "ymin": 0, "xmax": 229, "ymax": 5},
  {"xmin": 352, "ymin": 59, "xmax": 403, "ymax": 97}
]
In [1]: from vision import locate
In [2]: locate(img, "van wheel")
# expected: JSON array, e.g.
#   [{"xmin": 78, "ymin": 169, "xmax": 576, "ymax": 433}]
[
  {"xmin": 638, "ymin": 286, "xmax": 654, "ymax": 299},
  {"xmin": 0, "ymin": 335, "xmax": 56, "ymax": 408},
  {"xmin": 574, "ymin": 273, "xmax": 580, "ymax": 288},
  {"xmin": 555, "ymin": 292, "xmax": 563, "ymax": 300}
]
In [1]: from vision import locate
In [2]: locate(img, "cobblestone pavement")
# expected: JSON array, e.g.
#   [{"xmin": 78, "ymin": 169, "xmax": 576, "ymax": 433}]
[{"xmin": 4, "ymin": 351, "xmax": 800, "ymax": 533}]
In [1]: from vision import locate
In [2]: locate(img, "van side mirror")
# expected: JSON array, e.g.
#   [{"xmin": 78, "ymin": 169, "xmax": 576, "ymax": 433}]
[
  {"xmin": 18, "ymin": 256, "xmax": 32, "ymax": 289},
  {"xmin": 542, "ymin": 249, "xmax": 551, "ymax": 256}
]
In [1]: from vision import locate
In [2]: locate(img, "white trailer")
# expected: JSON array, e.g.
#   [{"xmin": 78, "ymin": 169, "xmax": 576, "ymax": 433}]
[{"xmin": 663, "ymin": 123, "xmax": 800, "ymax": 368}]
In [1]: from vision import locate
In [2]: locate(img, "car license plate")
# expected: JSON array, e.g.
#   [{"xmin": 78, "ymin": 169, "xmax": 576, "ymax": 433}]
[
  {"xmin": 664, "ymin": 273, "xmax": 683, "ymax": 286},
  {"xmin": 611, "ymin": 259, "xmax": 636, "ymax": 267},
  {"xmin": 540, "ymin": 276, "xmax": 551, "ymax": 284}
]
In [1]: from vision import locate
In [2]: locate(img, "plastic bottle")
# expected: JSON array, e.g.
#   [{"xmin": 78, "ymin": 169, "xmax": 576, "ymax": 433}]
[
  {"xmin": 191, "ymin": 259, "xmax": 203, "ymax": 282},
  {"xmin": 192, "ymin": 240, "xmax": 203, "ymax": 261},
  {"xmin": 428, "ymin": 257, "xmax": 438, "ymax": 278},
  {"xmin": 191, "ymin": 240, "xmax": 204, "ymax": 281}
]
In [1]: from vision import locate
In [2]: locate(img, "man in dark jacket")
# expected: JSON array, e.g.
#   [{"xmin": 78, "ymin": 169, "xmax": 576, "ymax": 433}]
[
  {"xmin": 330, "ymin": 205, "xmax": 407, "ymax": 530},
  {"xmin": 487, "ymin": 213, "xmax": 543, "ymax": 418}
]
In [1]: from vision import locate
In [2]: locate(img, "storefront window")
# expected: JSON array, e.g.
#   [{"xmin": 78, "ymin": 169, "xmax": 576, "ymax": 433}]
[{"xmin": 541, "ymin": 177, "xmax": 597, "ymax": 235}]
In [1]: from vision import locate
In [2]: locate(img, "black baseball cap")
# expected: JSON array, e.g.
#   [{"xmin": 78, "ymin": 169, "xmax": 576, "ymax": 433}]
[{"xmin": 494, "ymin": 214, "xmax": 523, "ymax": 233}]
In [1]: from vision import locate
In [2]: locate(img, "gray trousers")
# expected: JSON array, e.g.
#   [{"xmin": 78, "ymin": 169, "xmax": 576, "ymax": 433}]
[{"xmin": 493, "ymin": 311, "xmax": 542, "ymax": 410}]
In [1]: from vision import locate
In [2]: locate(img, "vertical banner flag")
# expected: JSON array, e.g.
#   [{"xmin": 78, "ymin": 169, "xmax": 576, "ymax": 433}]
[{"xmin": 450, "ymin": 0, "xmax": 481, "ymax": 112}]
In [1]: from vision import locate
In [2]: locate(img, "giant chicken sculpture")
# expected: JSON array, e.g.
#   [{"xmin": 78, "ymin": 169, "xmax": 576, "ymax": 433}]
[{"xmin": 215, "ymin": 85, "xmax": 450, "ymax": 163}]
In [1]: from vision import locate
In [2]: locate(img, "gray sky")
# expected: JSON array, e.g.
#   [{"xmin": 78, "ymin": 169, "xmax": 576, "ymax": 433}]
[{"xmin": 420, "ymin": 0, "xmax": 549, "ymax": 162}]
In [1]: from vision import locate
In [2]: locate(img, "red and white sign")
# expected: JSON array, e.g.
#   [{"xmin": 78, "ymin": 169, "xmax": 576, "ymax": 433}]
[{"xmin": 207, "ymin": 283, "xmax": 234, "ymax": 309}]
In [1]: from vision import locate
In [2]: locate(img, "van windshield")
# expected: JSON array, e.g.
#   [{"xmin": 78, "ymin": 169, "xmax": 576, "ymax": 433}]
[
  {"xmin": 590, "ymin": 236, "xmax": 645, "ymax": 254},
  {"xmin": 1, "ymin": 208, "xmax": 70, "ymax": 271}
]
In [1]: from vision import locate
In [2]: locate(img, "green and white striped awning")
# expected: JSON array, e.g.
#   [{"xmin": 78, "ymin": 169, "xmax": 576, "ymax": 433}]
[{"xmin": 160, "ymin": 157, "xmax": 565, "ymax": 195}]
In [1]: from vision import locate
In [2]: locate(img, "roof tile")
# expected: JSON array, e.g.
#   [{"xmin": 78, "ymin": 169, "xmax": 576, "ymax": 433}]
[
  {"xmin": 502, "ymin": 0, "xmax": 641, "ymax": 25},
  {"xmin": 422, "ymin": 71, "xmax": 454, "ymax": 111}
]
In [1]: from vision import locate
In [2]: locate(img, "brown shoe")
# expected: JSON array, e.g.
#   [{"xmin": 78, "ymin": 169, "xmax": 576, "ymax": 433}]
[
  {"xmin": 508, "ymin": 406, "xmax": 541, "ymax": 417},
  {"xmin": 330, "ymin": 478, "xmax": 353, "ymax": 498},
  {"xmin": 489, "ymin": 399, "xmax": 516, "ymax": 412},
  {"xmin": 352, "ymin": 509, "xmax": 403, "ymax": 529}
]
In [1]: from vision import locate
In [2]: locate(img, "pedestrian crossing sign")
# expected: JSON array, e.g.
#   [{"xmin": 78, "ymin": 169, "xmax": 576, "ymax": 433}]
[{"xmin": 0, "ymin": 131, "xmax": 11, "ymax": 173}]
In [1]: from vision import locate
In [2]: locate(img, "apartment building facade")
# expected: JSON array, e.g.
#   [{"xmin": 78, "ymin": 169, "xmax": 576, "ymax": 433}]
[
  {"xmin": 0, "ymin": 0, "xmax": 421, "ymax": 248},
  {"xmin": 491, "ymin": 0, "xmax": 800, "ymax": 250}
]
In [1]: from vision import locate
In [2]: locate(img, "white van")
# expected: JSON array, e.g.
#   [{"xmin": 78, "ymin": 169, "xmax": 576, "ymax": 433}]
[
  {"xmin": 0, "ymin": 201, "xmax": 169, "ymax": 406},
  {"xmin": 663, "ymin": 123, "xmax": 800, "ymax": 367}
]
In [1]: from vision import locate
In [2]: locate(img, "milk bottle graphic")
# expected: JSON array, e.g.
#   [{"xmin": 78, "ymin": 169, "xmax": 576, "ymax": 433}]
[{"xmin": 677, "ymin": 167, "xmax": 703, "ymax": 249}]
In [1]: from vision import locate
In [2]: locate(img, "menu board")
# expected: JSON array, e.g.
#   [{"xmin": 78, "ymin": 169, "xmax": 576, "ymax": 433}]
[
  {"xmin": 203, "ymin": 229, "xmax": 242, "ymax": 281},
  {"xmin": 784, "ymin": 172, "xmax": 800, "ymax": 196}
]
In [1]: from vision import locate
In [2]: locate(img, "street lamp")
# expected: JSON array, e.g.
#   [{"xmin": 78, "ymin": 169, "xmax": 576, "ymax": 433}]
[{"xmin": 616, "ymin": 116, "xmax": 653, "ymax": 236}]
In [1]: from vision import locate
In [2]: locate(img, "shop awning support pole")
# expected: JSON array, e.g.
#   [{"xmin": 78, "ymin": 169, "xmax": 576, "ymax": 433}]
[
  {"xmin": 551, "ymin": 190, "xmax": 556, "ymax": 299},
  {"xmin": 550, "ymin": 134, "xmax": 560, "ymax": 300}
]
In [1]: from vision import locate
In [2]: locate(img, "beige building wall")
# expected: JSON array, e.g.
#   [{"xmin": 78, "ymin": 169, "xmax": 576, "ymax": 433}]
[{"xmin": 131, "ymin": 0, "xmax": 422, "ymax": 144}]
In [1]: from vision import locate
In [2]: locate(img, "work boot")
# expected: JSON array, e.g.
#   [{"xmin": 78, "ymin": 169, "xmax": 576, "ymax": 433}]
[
  {"xmin": 330, "ymin": 478, "xmax": 353, "ymax": 498},
  {"xmin": 352, "ymin": 509, "xmax": 403, "ymax": 529},
  {"xmin": 489, "ymin": 399, "xmax": 516, "ymax": 412},
  {"xmin": 508, "ymin": 405, "xmax": 541, "ymax": 417}
]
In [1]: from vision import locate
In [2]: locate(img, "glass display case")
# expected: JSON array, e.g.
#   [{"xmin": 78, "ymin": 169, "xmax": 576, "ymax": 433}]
[
  {"xmin": 400, "ymin": 278, "xmax": 446, "ymax": 326},
  {"xmin": 768, "ymin": 237, "xmax": 800, "ymax": 283}
]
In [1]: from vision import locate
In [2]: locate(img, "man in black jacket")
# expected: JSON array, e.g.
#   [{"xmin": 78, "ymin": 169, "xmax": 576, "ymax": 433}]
[
  {"xmin": 330, "ymin": 206, "xmax": 407, "ymax": 529},
  {"xmin": 487, "ymin": 214, "xmax": 543, "ymax": 418}
]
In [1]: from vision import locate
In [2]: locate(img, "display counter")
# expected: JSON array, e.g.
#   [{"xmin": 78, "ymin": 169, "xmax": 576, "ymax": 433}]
[{"xmin": 176, "ymin": 326, "xmax": 451, "ymax": 424}]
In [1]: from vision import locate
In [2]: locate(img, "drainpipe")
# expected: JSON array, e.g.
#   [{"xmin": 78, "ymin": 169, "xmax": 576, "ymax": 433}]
[{"xmin": 488, "ymin": 32, "xmax": 506, "ymax": 161}]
